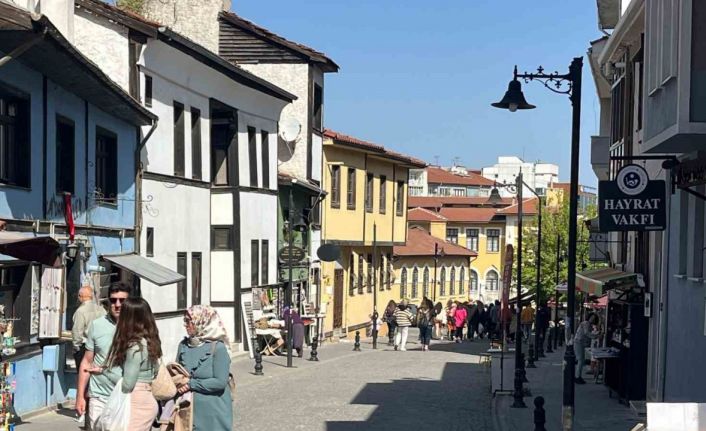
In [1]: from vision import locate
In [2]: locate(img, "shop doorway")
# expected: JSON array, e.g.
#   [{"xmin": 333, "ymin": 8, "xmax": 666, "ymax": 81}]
[{"xmin": 333, "ymin": 269, "xmax": 343, "ymax": 329}]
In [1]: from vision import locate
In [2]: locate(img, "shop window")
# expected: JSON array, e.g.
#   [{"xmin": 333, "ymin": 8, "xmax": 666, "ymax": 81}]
[
  {"xmin": 0, "ymin": 265, "xmax": 31, "ymax": 345},
  {"xmin": 55, "ymin": 116, "xmax": 75, "ymax": 194}
]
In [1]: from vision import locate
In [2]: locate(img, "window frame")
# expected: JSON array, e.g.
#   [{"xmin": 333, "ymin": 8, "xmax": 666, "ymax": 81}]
[
  {"xmin": 486, "ymin": 270, "xmax": 499, "ymax": 291},
  {"xmin": 191, "ymin": 107, "xmax": 202, "ymax": 181},
  {"xmin": 191, "ymin": 252, "xmax": 202, "ymax": 306},
  {"xmin": 55, "ymin": 114, "xmax": 75, "ymax": 194},
  {"xmin": 95, "ymin": 127, "xmax": 118, "ymax": 205},
  {"xmin": 396, "ymin": 181, "xmax": 404, "ymax": 216},
  {"xmin": 331, "ymin": 165, "xmax": 341, "ymax": 208},
  {"xmin": 173, "ymin": 101, "xmax": 185, "ymax": 177},
  {"xmin": 261, "ymin": 130, "xmax": 270, "ymax": 189},
  {"xmin": 466, "ymin": 228, "xmax": 479, "ymax": 251},
  {"xmin": 176, "ymin": 252, "xmax": 187, "ymax": 310},
  {"xmin": 400, "ymin": 267, "xmax": 407, "ymax": 299},
  {"xmin": 144, "ymin": 75, "xmax": 153, "ymax": 108},
  {"xmin": 486, "ymin": 228, "xmax": 501, "ymax": 253},
  {"xmin": 379, "ymin": 175, "xmax": 386, "ymax": 214},
  {"xmin": 411, "ymin": 267, "xmax": 419, "ymax": 299},
  {"xmin": 146, "ymin": 227, "xmax": 154, "ymax": 257},
  {"xmin": 0, "ymin": 85, "xmax": 31, "ymax": 188},
  {"xmin": 248, "ymin": 126, "xmax": 258, "ymax": 187},
  {"xmin": 251, "ymin": 239, "xmax": 259, "ymax": 287},
  {"xmin": 313, "ymin": 83, "xmax": 323, "ymax": 132},
  {"xmin": 446, "ymin": 228, "xmax": 459, "ymax": 244},
  {"xmin": 261, "ymin": 239, "xmax": 269, "ymax": 285},
  {"xmin": 211, "ymin": 226, "xmax": 234, "ymax": 251},
  {"xmin": 365, "ymin": 173, "xmax": 374, "ymax": 213},
  {"xmin": 346, "ymin": 168, "xmax": 356, "ymax": 210}
]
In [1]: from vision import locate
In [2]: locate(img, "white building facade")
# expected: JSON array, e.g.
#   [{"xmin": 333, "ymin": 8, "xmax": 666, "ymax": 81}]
[{"xmin": 481, "ymin": 156, "xmax": 559, "ymax": 197}]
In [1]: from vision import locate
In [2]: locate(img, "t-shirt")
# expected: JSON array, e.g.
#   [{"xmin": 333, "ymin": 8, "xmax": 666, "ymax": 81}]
[
  {"xmin": 393, "ymin": 309, "xmax": 413, "ymax": 327},
  {"xmin": 84, "ymin": 315, "xmax": 122, "ymax": 399}
]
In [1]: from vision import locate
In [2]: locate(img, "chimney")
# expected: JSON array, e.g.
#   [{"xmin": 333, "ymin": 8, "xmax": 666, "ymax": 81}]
[
  {"xmin": 141, "ymin": 0, "xmax": 231, "ymax": 53},
  {"xmin": 8, "ymin": 0, "xmax": 75, "ymax": 43}
]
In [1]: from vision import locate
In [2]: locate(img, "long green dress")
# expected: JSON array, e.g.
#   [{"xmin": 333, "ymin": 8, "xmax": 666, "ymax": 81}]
[{"xmin": 177, "ymin": 340, "xmax": 233, "ymax": 431}]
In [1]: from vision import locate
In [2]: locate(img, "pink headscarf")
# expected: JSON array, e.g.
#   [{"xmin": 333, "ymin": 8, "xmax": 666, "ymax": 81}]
[{"xmin": 186, "ymin": 305, "xmax": 231, "ymax": 352}]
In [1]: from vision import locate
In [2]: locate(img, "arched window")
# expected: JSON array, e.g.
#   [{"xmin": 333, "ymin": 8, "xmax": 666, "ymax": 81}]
[
  {"xmin": 470, "ymin": 270, "xmax": 478, "ymax": 291},
  {"xmin": 412, "ymin": 267, "xmax": 419, "ymax": 298},
  {"xmin": 459, "ymin": 267, "xmax": 465, "ymax": 295},
  {"xmin": 400, "ymin": 267, "xmax": 408, "ymax": 299},
  {"xmin": 450, "ymin": 267, "xmax": 456, "ymax": 296},
  {"xmin": 423, "ymin": 267, "xmax": 430, "ymax": 298},
  {"xmin": 487, "ymin": 270, "xmax": 499, "ymax": 291},
  {"xmin": 440, "ymin": 267, "xmax": 446, "ymax": 297}
]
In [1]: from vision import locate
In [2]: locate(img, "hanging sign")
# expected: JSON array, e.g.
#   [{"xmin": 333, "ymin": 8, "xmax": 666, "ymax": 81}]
[
  {"xmin": 278, "ymin": 246, "xmax": 306, "ymax": 263},
  {"xmin": 598, "ymin": 164, "xmax": 666, "ymax": 232}
]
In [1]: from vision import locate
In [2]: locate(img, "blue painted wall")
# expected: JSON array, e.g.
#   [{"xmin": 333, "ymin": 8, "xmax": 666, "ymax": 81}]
[{"xmin": 12, "ymin": 345, "xmax": 74, "ymax": 416}]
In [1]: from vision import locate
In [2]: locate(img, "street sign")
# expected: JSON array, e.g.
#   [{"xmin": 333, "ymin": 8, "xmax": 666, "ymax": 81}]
[
  {"xmin": 317, "ymin": 244, "xmax": 341, "ymax": 262},
  {"xmin": 598, "ymin": 164, "xmax": 666, "ymax": 232},
  {"xmin": 278, "ymin": 246, "xmax": 306, "ymax": 263}
]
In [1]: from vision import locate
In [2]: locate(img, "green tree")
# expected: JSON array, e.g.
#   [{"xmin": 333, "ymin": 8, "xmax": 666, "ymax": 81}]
[
  {"xmin": 514, "ymin": 198, "xmax": 597, "ymax": 301},
  {"xmin": 116, "ymin": 0, "xmax": 144, "ymax": 14}
]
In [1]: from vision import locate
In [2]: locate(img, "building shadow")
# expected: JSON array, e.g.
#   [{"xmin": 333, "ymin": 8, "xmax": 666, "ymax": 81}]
[{"xmin": 326, "ymin": 361, "xmax": 489, "ymax": 431}]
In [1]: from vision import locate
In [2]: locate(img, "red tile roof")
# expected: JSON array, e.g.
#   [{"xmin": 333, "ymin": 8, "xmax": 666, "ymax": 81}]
[
  {"xmin": 408, "ymin": 207, "xmax": 448, "ymax": 222},
  {"xmin": 496, "ymin": 198, "xmax": 540, "ymax": 215},
  {"xmin": 408, "ymin": 196, "xmax": 514, "ymax": 209},
  {"xmin": 438, "ymin": 207, "xmax": 500, "ymax": 223},
  {"xmin": 323, "ymin": 129, "xmax": 426, "ymax": 168},
  {"xmin": 219, "ymin": 11, "xmax": 338, "ymax": 72},
  {"xmin": 426, "ymin": 166, "xmax": 495, "ymax": 187},
  {"xmin": 394, "ymin": 226, "xmax": 476, "ymax": 257}
]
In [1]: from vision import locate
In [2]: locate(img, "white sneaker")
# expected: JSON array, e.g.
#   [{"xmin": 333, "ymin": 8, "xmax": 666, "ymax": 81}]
[{"xmin": 400, "ymin": 348, "xmax": 407, "ymax": 351}]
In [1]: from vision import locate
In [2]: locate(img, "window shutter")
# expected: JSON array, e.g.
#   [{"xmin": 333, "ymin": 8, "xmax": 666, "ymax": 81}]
[{"xmin": 39, "ymin": 266, "xmax": 63, "ymax": 339}]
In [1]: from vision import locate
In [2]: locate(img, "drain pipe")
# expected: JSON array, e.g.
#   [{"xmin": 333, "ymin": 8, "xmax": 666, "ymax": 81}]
[{"xmin": 134, "ymin": 119, "xmax": 158, "ymax": 254}]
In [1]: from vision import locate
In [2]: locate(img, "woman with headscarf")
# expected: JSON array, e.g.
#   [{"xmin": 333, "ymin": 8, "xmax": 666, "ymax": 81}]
[
  {"xmin": 383, "ymin": 300, "xmax": 397, "ymax": 346},
  {"xmin": 283, "ymin": 306, "xmax": 305, "ymax": 357},
  {"xmin": 177, "ymin": 305, "xmax": 233, "ymax": 431}
]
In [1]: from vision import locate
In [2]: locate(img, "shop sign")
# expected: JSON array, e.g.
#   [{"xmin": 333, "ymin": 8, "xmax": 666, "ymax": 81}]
[
  {"xmin": 674, "ymin": 158, "xmax": 706, "ymax": 187},
  {"xmin": 598, "ymin": 164, "xmax": 666, "ymax": 232},
  {"xmin": 278, "ymin": 246, "xmax": 306, "ymax": 263}
]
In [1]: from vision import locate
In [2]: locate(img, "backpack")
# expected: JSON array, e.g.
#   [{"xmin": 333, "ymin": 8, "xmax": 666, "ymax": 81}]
[{"xmin": 417, "ymin": 310, "xmax": 431, "ymax": 328}]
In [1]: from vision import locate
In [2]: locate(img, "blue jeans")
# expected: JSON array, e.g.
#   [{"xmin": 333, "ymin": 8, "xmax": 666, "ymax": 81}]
[{"xmin": 419, "ymin": 325, "xmax": 433, "ymax": 346}]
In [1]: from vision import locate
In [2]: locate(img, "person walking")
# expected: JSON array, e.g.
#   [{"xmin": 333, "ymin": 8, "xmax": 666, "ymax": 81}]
[
  {"xmin": 446, "ymin": 300, "xmax": 457, "ymax": 341},
  {"xmin": 574, "ymin": 313, "xmax": 600, "ymax": 384},
  {"xmin": 489, "ymin": 300, "xmax": 500, "ymax": 339},
  {"xmin": 536, "ymin": 301, "xmax": 551, "ymax": 353},
  {"xmin": 76, "ymin": 282, "xmax": 130, "ymax": 430},
  {"xmin": 393, "ymin": 302, "xmax": 414, "ymax": 351},
  {"xmin": 468, "ymin": 302, "xmax": 480, "ymax": 341},
  {"xmin": 432, "ymin": 302, "xmax": 445, "ymax": 340},
  {"xmin": 72, "ymin": 286, "xmax": 106, "ymax": 372},
  {"xmin": 177, "ymin": 305, "xmax": 233, "ymax": 431},
  {"xmin": 453, "ymin": 301, "xmax": 467, "ymax": 343},
  {"xmin": 383, "ymin": 300, "xmax": 397, "ymax": 346},
  {"xmin": 283, "ymin": 306, "xmax": 305, "ymax": 357},
  {"xmin": 476, "ymin": 301, "xmax": 487, "ymax": 339},
  {"xmin": 521, "ymin": 302, "xmax": 535, "ymax": 342},
  {"xmin": 417, "ymin": 298, "xmax": 434, "ymax": 351},
  {"xmin": 105, "ymin": 298, "xmax": 161, "ymax": 431}
]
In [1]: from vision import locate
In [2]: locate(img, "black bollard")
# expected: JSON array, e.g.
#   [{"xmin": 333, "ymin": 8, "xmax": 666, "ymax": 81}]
[
  {"xmin": 527, "ymin": 343, "xmax": 537, "ymax": 368},
  {"xmin": 520, "ymin": 353, "xmax": 529, "ymax": 383},
  {"xmin": 353, "ymin": 330, "xmax": 361, "ymax": 351},
  {"xmin": 534, "ymin": 396, "xmax": 546, "ymax": 431},
  {"xmin": 254, "ymin": 349, "xmax": 264, "ymax": 376},
  {"xmin": 309, "ymin": 336, "xmax": 319, "ymax": 361}
]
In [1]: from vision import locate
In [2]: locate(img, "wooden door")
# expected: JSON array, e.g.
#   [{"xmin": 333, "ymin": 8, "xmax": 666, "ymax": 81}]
[{"xmin": 333, "ymin": 269, "xmax": 344, "ymax": 329}]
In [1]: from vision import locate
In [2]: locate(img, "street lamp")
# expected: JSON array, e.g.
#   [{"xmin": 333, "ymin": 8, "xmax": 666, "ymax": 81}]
[
  {"xmin": 492, "ymin": 58, "xmax": 583, "ymax": 430},
  {"xmin": 487, "ymin": 172, "xmax": 526, "ymax": 408},
  {"xmin": 432, "ymin": 243, "xmax": 445, "ymax": 303}
]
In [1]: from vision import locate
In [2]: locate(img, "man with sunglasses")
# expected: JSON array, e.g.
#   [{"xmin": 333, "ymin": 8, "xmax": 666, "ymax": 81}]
[{"xmin": 75, "ymin": 282, "xmax": 131, "ymax": 430}]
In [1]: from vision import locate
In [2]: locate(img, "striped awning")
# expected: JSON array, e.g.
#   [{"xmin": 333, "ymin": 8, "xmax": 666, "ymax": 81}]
[{"xmin": 576, "ymin": 267, "xmax": 637, "ymax": 296}]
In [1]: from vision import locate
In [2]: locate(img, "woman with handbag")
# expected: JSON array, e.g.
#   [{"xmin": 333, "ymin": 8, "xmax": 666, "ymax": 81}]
[
  {"xmin": 177, "ymin": 305, "xmax": 233, "ymax": 431},
  {"xmin": 105, "ymin": 297, "xmax": 161, "ymax": 431},
  {"xmin": 383, "ymin": 300, "xmax": 397, "ymax": 346}
]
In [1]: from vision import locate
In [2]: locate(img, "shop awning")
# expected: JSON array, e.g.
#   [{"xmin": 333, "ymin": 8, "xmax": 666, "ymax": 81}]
[
  {"xmin": 101, "ymin": 253, "xmax": 185, "ymax": 286},
  {"xmin": 509, "ymin": 290, "xmax": 535, "ymax": 305},
  {"xmin": 576, "ymin": 267, "xmax": 637, "ymax": 296},
  {"xmin": 0, "ymin": 231, "xmax": 61, "ymax": 267}
]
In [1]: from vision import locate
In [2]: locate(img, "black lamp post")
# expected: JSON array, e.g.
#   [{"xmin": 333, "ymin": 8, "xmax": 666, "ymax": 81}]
[
  {"xmin": 488, "ymin": 173, "xmax": 526, "ymax": 408},
  {"xmin": 492, "ymin": 58, "xmax": 583, "ymax": 430},
  {"xmin": 432, "ymin": 243, "xmax": 445, "ymax": 303}
]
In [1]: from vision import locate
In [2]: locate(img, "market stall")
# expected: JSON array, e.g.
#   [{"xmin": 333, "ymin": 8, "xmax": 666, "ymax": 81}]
[{"xmin": 576, "ymin": 268, "xmax": 647, "ymax": 404}]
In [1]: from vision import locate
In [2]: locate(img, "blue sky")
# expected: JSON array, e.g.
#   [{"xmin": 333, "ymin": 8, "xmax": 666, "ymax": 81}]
[{"xmin": 233, "ymin": 1, "xmax": 602, "ymax": 185}]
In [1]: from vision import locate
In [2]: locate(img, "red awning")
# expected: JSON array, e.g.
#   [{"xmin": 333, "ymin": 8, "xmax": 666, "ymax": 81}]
[{"xmin": 0, "ymin": 231, "xmax": 61, "ymax": 267}]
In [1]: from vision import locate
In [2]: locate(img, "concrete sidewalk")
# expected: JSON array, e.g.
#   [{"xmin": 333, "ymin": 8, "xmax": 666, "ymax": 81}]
[{"xmin": 492, "ymin": 346, "xmax": 645, "ymax": 431}]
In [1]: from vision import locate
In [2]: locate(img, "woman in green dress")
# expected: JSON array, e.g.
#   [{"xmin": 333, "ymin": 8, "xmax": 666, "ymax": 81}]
[{"xmin": 177, "ymin": 305, "xmax": 233, "ymax": 431}]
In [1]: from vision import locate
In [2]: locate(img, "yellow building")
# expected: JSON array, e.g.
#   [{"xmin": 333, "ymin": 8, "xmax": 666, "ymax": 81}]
[
  {"xmin": 392, "ymin": 225, "xmax": 477, "ymax": 306},
  {"xmin": 320, "ymin": 130, "xmax": 425, "ymax": 338},
  {"xmin": 406, "ymin": 196, "xmax": 540, "ymax": 304}
]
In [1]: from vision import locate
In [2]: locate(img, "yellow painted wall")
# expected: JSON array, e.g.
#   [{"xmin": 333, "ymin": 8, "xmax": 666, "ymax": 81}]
[
  {"xmin": 429, "ymin": 220, "xmax": 446, "ymax": 239},
  {"xmin": 392, "ymin": 255, "xmax": 472, "ymax": 305},
  {"xmin": 320, "ymin": 137, "xmax": 414, "ymax": 337}
]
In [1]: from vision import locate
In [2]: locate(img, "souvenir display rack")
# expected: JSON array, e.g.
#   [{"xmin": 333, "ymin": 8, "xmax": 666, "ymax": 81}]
[{"xmin": 0, "ymin": 305, "xmax": 17, "ymax": 431}]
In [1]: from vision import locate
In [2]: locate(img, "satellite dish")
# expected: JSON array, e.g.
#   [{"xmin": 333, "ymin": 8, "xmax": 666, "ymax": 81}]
[
  {"xmin": 279, "ymin": 116, "xmax": 302, "ymax": 143},
  {"xmin": 317, "ymin": 244, "xmax": 341, "ymax": 262}
]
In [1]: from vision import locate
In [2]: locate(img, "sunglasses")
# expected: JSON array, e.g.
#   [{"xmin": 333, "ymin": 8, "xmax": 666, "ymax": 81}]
[{"xmin": 109, "ymin": 297, "xmax": 127, "ymax": 304}]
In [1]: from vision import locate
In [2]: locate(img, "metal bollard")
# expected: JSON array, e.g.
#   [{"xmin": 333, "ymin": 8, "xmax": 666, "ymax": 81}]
[
  {"xmin": 353, "ymin": 330, "xmax": 361, "ymax": 351},
  {"xmin": 546, "ymin": 329, "xmax": 554, "ymax": 353},
  {"xmin": 527, "ymin": 343, "xmax": 537, "ymax": 368},
  {"xmin": 520, "ymin": 353, "xmax": 529, "ymax": 383},
  {"xmin": 534, "ymin": 396, "xmax": 546, "ymax": 431},
  {"xmin": 309, "ymin": 336, "xmax": 319, "ymax": 361},
  {"xmin": 254, "ymin": 350, "xmax": 264, "ymax": 376}
]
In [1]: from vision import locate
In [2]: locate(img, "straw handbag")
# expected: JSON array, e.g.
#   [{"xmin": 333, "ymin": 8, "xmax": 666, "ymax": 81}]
[{"xmin": 152, "ymin": 362, "xmax": 177, "ymax": 401}]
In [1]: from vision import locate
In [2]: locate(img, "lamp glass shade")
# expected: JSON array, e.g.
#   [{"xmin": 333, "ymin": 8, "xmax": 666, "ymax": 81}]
[
  {"xmin": 66, "ymin": 243, "xmax": 79, "ymax": 259},
  {"xmin": 491, "ymin": 79, "xmax": 536, "ymax": 110},
  {"xmin": 487, "ymin": 187, "xmax": 504, "ymax": 205}
]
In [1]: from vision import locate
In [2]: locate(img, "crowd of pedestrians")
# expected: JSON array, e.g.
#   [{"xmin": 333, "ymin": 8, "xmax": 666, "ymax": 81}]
[{"xmin": 73, "ymin": 282, "xmax": 234, "ymax": 431}]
